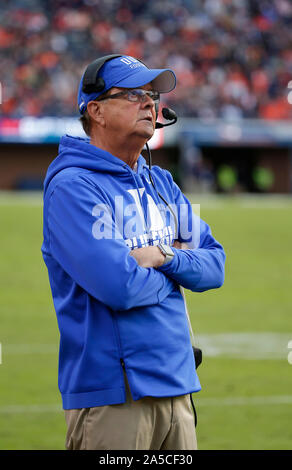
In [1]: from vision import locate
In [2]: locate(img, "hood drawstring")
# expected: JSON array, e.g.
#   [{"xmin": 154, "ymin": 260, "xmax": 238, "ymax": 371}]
[
  {"xmin": 144, "ymin": 166, "xmax": 178, "ymax": 239},
  {"xmin": 124, "ymin": 164, "xmax": 149, "ymax": 236}
]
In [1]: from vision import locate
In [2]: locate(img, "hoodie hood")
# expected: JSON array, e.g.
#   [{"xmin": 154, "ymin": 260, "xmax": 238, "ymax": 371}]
[{"xmin": 43, "ymin": 134, "xmax": 148, "ymax": 194}]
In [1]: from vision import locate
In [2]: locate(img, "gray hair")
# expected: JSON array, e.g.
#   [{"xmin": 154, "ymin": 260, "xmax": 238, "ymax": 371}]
[
  {"xmin": 79, "ymin": 108, "xmax": 92, "ymax": 137},
  {"xmin": 79, "ymin": 91, "xmax": 110, "ymax": 137}
]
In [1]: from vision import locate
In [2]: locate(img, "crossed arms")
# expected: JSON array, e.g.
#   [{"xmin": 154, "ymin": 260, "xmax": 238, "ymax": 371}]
[{"xmin": 46, "ymin": 178, "xmax": 225, "ymax": 311}]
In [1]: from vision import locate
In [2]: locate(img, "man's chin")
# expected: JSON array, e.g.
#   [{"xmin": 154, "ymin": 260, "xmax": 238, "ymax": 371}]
[{"xmin": 137, "ymin": 123, "xmax": 155, "ymax": 140}]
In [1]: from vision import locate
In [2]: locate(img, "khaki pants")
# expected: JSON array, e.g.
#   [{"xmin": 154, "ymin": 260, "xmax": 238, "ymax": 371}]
[{"xmin": 64, "ymin": 375, "xmax": 197, "ymax": 450}]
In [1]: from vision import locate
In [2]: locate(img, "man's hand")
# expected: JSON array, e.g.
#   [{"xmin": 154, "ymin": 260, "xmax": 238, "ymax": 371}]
[
  {"xmin": 130, "ymin": 241, "xmax": 190, "ymax": 269},
  {"xmin": 129, "ymin": 246, "xmax": 165, "ymax": 268},
  {"xmin": 172, "ymin": 240, "xmax": 189, "ymax": 250}
]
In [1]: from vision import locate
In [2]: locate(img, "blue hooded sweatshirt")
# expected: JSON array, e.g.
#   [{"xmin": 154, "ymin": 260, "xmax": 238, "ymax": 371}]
[{"xmin": 42, "ymin": 134, "xmax": 225, "ymax": 410}]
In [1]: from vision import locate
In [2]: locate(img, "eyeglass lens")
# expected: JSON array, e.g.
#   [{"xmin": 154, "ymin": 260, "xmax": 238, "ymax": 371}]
[{"xmin": 129, "ymin": 89, "xmax": 160, "ymax": 102}]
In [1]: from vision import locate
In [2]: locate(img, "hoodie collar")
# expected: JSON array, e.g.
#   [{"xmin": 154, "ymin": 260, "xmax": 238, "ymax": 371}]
[
  {"xmin": 43, "ymin": 135, "xmax": 148, "ymax": 194},
  {"xmin": 60, "ymin": 135, "xmax": 147, "ymax": 173}
]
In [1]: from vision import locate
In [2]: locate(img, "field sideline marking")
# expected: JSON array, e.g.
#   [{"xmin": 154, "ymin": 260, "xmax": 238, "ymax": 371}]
[
  {"xmin": 187, "ymin": 194, "xmax": 292, "ymax": 209},
  {"xmin": 196, "ymin": 395, "xmax": 292, "ymax": 407},
  {"xmin": 2, "ymin": 332, "xmax": 292, "ymax": 360},
  {"xmin": 195, "ymin": 332, "xmax": 292, "ymax": 360},
  {"xmin": 3, "ymin": 344, "xmax": 58, "ymax": 354},
  {"xmin": 0, "ymin": 191, "xmax": 43, "ymax": 206},
  {"xmin": 0, "ymin": 192, "xmax": 292, "ymax": 208},
  {"xmin": 0, "ymin": 395, "xmax": 292, "ymax": 414}
]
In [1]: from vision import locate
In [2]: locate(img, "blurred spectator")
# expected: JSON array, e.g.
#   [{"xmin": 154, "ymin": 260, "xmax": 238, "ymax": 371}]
[{"xmin": 0, "ymin": 0, "xmax": 291, "ymax": 119}]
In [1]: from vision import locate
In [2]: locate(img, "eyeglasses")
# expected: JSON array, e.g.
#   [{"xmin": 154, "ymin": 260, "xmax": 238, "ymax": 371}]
[{"xmin": 97, "ymin": 88, "xmax": 160, "ymax": 105}]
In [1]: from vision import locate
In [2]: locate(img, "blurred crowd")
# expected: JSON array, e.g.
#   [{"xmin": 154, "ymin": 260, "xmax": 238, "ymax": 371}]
[{"xmin": 1, "ymin": 0, "xmax": 292, "ymax": 120}]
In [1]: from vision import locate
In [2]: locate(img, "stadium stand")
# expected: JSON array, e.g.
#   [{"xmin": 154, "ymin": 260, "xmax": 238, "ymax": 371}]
[{"xmin": 0, "ymin": 0, "xmax": 292, "ymax": 120}]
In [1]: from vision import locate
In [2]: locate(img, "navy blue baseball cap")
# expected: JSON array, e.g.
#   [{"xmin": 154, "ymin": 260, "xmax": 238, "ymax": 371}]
[{"xmin": 78, "ymin": 55, "xmax": 176, "ymax": 115}]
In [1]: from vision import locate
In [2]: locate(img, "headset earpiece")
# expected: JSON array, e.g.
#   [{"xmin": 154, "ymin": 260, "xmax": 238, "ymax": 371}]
[
  {"xmin": 82, "ymin": 54, "xmax": 148, "ymax": 96},
  {"xmin": 82, "ymin": 77, "xmax": 105, "ymax": 94},
  {"xmin": 82, "ymin": 54, "xmax": 123, "ymax": 94}
]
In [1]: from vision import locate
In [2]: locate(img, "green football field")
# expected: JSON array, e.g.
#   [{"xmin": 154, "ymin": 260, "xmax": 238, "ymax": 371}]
[{"xmin": 0, "ymin": 191, "xmax": 292, "ymax": 450}]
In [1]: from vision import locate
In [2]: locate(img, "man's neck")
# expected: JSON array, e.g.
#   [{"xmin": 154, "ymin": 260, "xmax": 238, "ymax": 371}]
[{"xmin": 90, "ymin": 134, "xmax": 145, "ymax": 169}]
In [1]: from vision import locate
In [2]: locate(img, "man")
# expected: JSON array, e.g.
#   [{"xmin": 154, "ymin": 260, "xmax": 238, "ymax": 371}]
[{"xmin": 42, "ymin": 55, "xmax": 225, "ymax": 450}]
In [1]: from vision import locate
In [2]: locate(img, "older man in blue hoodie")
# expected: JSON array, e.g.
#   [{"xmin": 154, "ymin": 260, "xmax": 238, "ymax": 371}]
[{"xmin": 42, "ymin": 54, "xmax": 225, "ymax": 450}]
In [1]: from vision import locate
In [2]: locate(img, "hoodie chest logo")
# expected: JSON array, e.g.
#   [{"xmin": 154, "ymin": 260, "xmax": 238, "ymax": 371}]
[
  {"xmin": 125, "ymin": 188, "xmax": 173, "ymax": 249},
  {"xmin": 127, "ymin": 188, "xmax": 164, "ymax": 231},
  {"xmin": 91, "ymin": 188, "xmax": 173, "ymax": 249}
]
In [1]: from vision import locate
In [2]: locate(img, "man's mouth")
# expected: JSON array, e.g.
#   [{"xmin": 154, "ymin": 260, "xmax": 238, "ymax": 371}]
[{"xmin": 140, "ymin": 116, "xmax": 153, "ymax": 123}]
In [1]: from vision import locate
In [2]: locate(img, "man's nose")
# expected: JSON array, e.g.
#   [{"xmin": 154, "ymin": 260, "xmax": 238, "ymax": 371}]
[{"xmin": 141, "ymin": 94, "xmax": 155, "ymax": 109}]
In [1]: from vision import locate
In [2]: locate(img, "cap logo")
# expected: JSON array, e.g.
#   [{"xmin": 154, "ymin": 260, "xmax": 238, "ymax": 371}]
[
  {"xmin": 120, "ymin": 56, "xmax": 145, "ymax": 70},
  {"xmin": 120, "ymin": 57, "xmax": 138, "ymax": 65}
]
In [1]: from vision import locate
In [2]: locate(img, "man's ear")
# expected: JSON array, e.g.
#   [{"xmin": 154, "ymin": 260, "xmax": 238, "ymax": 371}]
[{"xmin": 87, "ymin": 101, "xmax": 106, "ymax": 127}]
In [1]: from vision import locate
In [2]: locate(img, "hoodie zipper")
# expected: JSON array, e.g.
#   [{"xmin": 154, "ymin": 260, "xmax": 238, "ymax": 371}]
[
  {"xmin": 112, "ymin": 314, "xmax": 126, "ymax": 371},
  {"xmin": 112, "ymin": 165, "xmax": 144, "ymax": 373}
]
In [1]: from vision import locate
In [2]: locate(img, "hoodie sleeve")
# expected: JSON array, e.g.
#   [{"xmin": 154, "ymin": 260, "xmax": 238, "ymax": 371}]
[
  {"xmin": 157, "ymin": 172, "xmax": 226, "ymax": 292},
  {"xmin": 47, "ymin": 177, "xmax": 176, "ymax": 311}
]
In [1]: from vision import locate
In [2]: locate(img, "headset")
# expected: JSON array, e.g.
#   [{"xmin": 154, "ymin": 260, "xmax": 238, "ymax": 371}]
[
  {"xmin": 83, "ymin": 54, "xmax": 133, "ymax": 94},
  {"xmin": 81, "ymin": 54, "xmax": 177, "ymax": 180},
  {"xmin": 81, "ymin": 54, "xmax": 159, "ymax": 112},
  {"xmin": 81, "ymin": 54, "xmax": 178, "ymax": 127}
]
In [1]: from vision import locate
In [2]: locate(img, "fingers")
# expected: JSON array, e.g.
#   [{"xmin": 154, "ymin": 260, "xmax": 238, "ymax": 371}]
[{"xmin": 172, "ymin": 240, "xmax": 189, "ymax": 250}]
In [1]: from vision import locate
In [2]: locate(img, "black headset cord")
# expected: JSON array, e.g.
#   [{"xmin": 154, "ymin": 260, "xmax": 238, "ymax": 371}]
[
  {"xmin": 145, "ymin": 142, "xmax": 178, "ymax": 238},
  {"xmin": 145, "ymin": 142, "xmax": 198, "ymax": 428}
]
